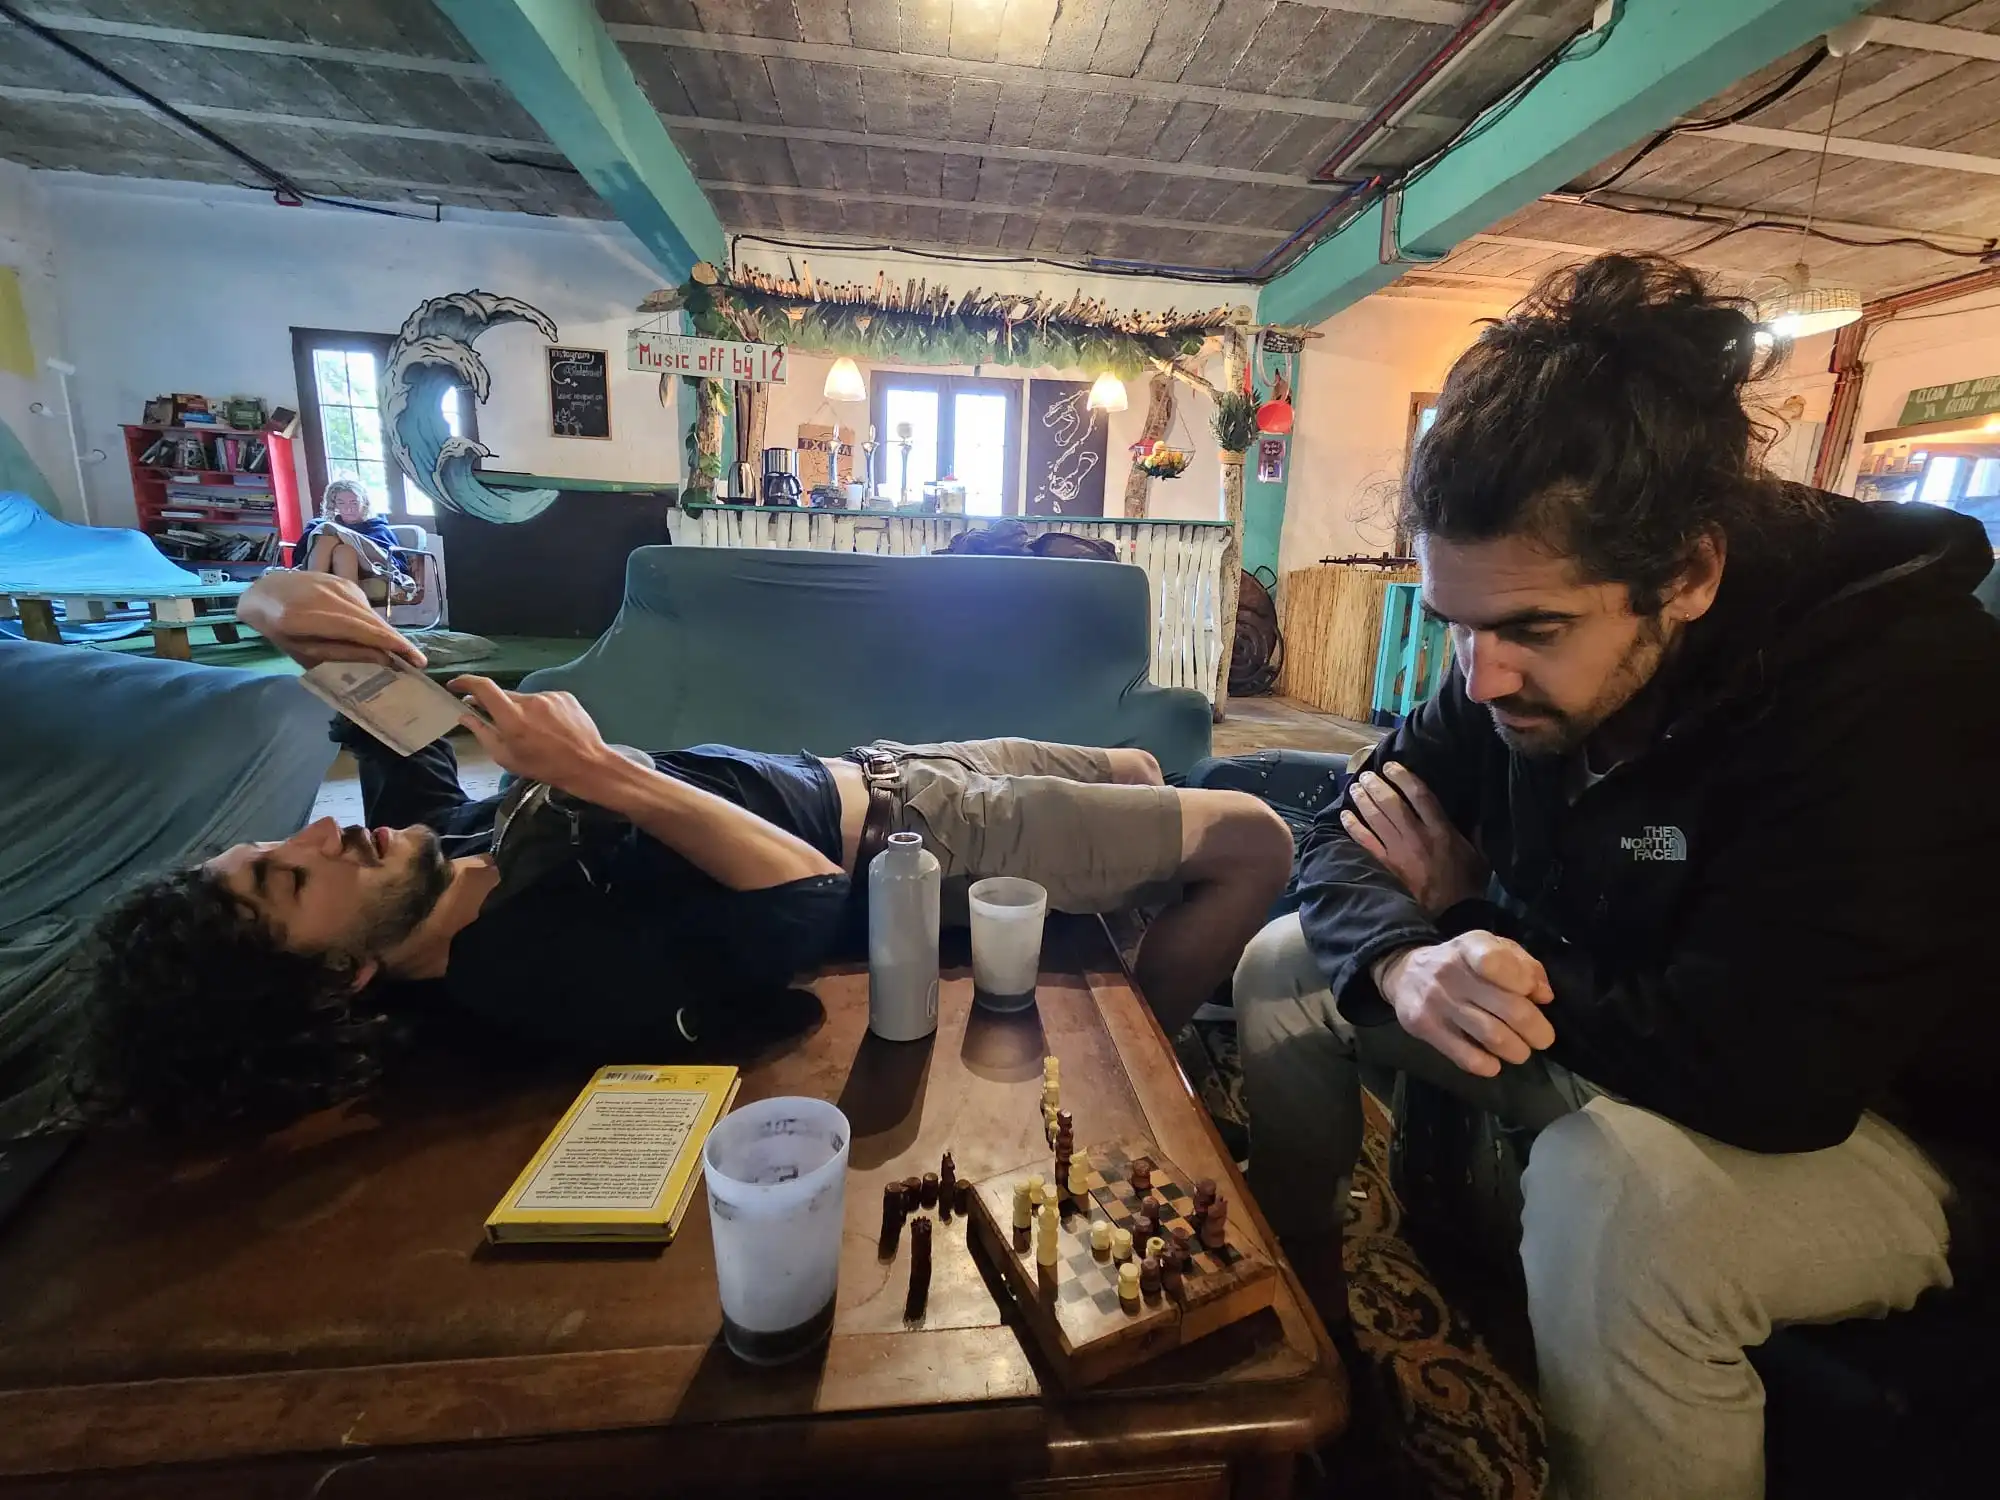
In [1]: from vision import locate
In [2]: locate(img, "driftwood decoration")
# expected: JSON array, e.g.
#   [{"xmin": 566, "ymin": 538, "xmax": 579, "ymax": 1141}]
[{"xmin": 1211, "ymin": 312, "xmax": 1254, "ymax": 721}]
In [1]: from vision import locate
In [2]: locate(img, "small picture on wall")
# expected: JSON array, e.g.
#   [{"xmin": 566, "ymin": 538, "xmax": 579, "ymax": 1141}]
[
  {"xmin": 548, "ymin": 346, "xmax": 611, "ymax": 439},
  {"xmin": 1257, "ymin": 436, "xmax": 1286, "ymax": 483}
]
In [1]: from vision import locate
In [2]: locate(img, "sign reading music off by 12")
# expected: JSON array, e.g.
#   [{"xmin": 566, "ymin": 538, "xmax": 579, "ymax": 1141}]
[{"xmin": 626, "ymin": 330, "xmax": 788, "ymax": 383}]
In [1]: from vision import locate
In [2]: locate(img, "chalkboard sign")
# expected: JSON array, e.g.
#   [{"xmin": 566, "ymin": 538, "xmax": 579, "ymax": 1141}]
[
  {"xmin": 1025, "ymin": 378, "xmax": 1107, "ymax": 516},
  {"xmin": 548, "ymin": 346, "xmax": 611, "ymax": 439}
]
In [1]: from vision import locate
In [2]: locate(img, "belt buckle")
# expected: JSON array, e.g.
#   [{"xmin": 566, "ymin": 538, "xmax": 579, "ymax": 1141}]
[{"xmin": 858, "ymin": 749, "xmax": 901, "ymax": 789}]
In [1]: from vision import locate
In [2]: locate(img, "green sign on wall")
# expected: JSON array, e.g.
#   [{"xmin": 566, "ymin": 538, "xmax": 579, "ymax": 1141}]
[{"xmin": 1897, "ymin": 375, "xmax": 2000, "ymax": 427}]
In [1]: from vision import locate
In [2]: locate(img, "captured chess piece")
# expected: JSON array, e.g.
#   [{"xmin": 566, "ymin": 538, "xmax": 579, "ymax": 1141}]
[
  {"xmin": 879, "ymin": 1182, "xmax": 906, "ymax": 1254},
  {"xmin": 953, "ymin": 1178, "xmax": 972, "ymax": 1218},
  {"xmin": 904, "ymin": 1175, "xmax": 925, "ymax": 1211},
  {"xmin": 921, "ymin": 1172, "xmax": 940, "ymax": 1209},
  {"xmin": 1117, "ymin": 1260, "xmax": 1141, "ymax": 1310},
  {"xmin": 938, "ymin": 1151, "xmax": 956, "ymax": 1220},
  {"xmin": 1012, "ymin": 1179, "xmax": 1034, "ymax": 1249},
  {"xmin": 1066, "ymin": 1154, "xmax": 1089, "ymax": 1202},
  {"xmin": 907, "ymin": 1215, "xmax": 933, "ymax": 1319}
]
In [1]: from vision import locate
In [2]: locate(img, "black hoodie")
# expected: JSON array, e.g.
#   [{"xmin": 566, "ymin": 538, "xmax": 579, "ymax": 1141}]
[{"xmin": 1298, "ymin": 495, "xmax": 2000, "ymax": 1163}]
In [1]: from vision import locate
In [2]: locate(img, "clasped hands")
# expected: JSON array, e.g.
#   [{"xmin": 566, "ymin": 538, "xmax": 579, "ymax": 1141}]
[{"xmin": 1342, "ymin": 761, "xmax": 1556, "ymax": 1078}]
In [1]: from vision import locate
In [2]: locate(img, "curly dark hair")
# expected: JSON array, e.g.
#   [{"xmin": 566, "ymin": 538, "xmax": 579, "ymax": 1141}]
[
  {"xmin": 79, "ymin": 867, "xmax": 393, "ymax": 1132},
  {"xmin": 1405, "ymin": 253, "xmax": 1821, "ymax": 613}
]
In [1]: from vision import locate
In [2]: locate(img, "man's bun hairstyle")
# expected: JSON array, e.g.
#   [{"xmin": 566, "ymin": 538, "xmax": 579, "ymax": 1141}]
[{"xmin": 1404, "ymin": 253, "xmax": 1816, "ymax": 612}]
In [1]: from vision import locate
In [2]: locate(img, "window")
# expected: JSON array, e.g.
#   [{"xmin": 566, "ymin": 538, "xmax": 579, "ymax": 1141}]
[
  {"xmin": 290, "ymin": 328, "xmax": 474, "ymax": 528},
  {"xmin": 1917, "ymin": 455, "xmax": 1963, "ymax": 507},
  {"xmin": 868, "ymin": 372, "xmax": 1022, "ymax": 515}
]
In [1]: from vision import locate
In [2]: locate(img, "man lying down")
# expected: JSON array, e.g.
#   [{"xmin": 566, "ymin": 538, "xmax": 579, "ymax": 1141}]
[{"xmin": 82, "ymin": 569, "xmax": 1292, "ymax": 1131}]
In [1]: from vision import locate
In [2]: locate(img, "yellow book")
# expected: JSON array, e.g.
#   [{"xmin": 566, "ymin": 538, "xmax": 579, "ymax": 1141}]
[{"xmin": 485, "ymin": 1065, "xmax": 740, "ymax": 1244}]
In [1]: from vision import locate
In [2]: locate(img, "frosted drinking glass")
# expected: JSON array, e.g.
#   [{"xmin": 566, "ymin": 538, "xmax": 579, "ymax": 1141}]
[
  {"xmin": 702, "ymin": 1096, "xmax": 850, "ymax": 1364},
  {"xmin": 968, "ymin": 876, "xmax": 1048, "ymax": 1010}
]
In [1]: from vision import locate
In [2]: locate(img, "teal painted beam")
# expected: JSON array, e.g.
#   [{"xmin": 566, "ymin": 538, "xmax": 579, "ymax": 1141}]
[
  {"xmin": 1259, "ymin": 0, "xmax": 1873, "ymax": 329},
  {"xmin": 433, "ymin": 0, "xmax": 725, "ymax": 279}
]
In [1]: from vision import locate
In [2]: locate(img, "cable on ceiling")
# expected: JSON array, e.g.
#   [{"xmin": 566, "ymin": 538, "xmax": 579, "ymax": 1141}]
[
  {"xmin": 0, "ymin": 0, "xmax": 442, "ymax": 222},
  {"xmin": 1575, "ymin": 196, "xmax": 1997, "ymax": 263}
]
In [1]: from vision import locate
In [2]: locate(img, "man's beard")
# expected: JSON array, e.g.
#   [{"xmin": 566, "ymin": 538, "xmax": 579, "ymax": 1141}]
[
  {"xmin": 356, "ymin": 828, "xmax": 454, "ymax": 952},
  {"xmin": 1488, "ymin": 615, "xmax": 1673, "ymax": 758}
]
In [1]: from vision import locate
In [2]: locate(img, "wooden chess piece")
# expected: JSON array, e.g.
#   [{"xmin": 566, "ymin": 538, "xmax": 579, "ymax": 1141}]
[
  {"xmin": 906, "ymin": 1216, "xmax": 932, "ymax": 1319},
  {"xmin": 938, "ymin": 1151, "xmax": 956, "ymax": 1219},
  {"xmin": 1117, "ymin": 1260, "xmax": 1141, "ymax": 1310},
  {"xmin": 1201, "ymin": 1193, "xmax": 1229, "ymax": 1250},
  {"xmin": 1129, "ymin": 1157, "xmax": 1154, "ymax": 1195},
  {"xmin": 1139, "ymin": 1255, "xmax": 1162, "ymax": 1300},
  {"xmin": 920, "ymin": 1172, "xmax": 940, "ymax": 1209}
]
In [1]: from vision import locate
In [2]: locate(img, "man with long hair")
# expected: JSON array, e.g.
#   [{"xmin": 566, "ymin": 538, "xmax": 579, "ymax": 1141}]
[
  {"xmin": 85, "ymin": 570, "xmax": 1291, "ymax": 1133},
  {"xmin": 1235, "ymin": 254, "xmax": 2000, "ymax": 1498}
]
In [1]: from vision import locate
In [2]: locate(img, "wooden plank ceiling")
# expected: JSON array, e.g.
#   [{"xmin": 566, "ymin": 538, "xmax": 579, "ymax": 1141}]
[
  {"xmin": 0, "ymin": 0, "xmax": 1598, "ymax": 274},
  {"xmin": 0, "ymin": 1, "xmax": 1991, "ymax": 304},
  {"xmin": 1400, "ymin": 0, "xmax": 2000, "ymax": 306}
]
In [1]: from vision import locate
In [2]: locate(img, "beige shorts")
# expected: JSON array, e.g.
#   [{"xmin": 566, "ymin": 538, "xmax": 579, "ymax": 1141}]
[{"xmin": 865, "ymin": 739, "xmax": 1184, "ymax": 917}]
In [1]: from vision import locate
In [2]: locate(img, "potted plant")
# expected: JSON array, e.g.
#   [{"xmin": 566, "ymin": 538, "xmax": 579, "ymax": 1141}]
[{"xmin": 1212, "ymin": 391, "xmax": 1259, "ymax": 459}]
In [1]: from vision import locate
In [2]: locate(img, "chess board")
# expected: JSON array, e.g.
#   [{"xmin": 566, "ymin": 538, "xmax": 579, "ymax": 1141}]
[{"xmin": 968, "ymin": 1136, "xmax": 1276, "ymax": 1388}]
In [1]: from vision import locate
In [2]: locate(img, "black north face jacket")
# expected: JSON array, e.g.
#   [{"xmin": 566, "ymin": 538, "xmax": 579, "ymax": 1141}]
[{"xmin": 1298, "ymin": 496, "xmax": 2000, "ymax": 1162}]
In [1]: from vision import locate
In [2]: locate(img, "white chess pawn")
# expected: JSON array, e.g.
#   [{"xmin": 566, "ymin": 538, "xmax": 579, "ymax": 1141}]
[{"xmin": 1035, "ymin": 1202, "xmax": 1061, "ymax": 1267}]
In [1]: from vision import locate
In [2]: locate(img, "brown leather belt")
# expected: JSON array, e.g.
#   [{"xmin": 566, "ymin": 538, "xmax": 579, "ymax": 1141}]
[{"xmin": 847, "ymin": 746, "xmax": 904, "ymax": 872}]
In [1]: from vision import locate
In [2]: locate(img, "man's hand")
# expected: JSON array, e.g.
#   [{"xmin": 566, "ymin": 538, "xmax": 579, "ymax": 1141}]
[
  {"xmin": 1375, "ymin": 932, "xmax": 1555, "ymax": 1078},
  {"xmin": 236, "ymin": 569, "xmax": 425, "ymax": 670},
  {"xmin": 450, "ymin": 677, "xmax": 621, "ymax": 798},
  {"xmin": 1343, "ymin": 762, "xmax": 1489, "ymax": 916}
]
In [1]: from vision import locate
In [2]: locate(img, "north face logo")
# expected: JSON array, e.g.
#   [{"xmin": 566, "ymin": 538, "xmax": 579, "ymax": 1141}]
[{"xmin": 1620, "ymin": 825, "xmax": 1688, "ymax": 862}]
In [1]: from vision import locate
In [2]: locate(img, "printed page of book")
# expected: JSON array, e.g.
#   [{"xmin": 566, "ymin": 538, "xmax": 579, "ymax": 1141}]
[
  {"xmin": 511, "ymin": 1086, "xmax": 708, "ymax": 1213},
  {"xmin": 298, "ymin": 657, "xmax": 469, "ymax": 757}
]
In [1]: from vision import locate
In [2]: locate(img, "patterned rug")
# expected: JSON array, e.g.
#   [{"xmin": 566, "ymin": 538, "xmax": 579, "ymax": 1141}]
[{"xmin": 1176, "ymin": 1016, "xmax": 1549, "ymax": 1500}]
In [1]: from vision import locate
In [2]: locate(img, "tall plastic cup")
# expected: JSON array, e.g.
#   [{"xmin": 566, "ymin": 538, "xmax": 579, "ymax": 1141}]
[
  {"xmin": 968, "ymin": 876, "xmax": 1049, "ymax": 1011},
  {"xmin": 702, "ymin": 1096, "xmax": 850, "ymax": 1365}
]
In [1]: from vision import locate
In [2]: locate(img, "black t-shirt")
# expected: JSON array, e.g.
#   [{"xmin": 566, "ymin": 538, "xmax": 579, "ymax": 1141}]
[{"xmin": 343, "ymin": 727, "xmax": 850, "ymax": 1053}]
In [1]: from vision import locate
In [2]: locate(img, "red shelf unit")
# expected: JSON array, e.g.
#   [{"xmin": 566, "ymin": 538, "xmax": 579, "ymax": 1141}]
[{"xmin": 123, "ymin": 424, "xmax": 305, "ymax": 575}]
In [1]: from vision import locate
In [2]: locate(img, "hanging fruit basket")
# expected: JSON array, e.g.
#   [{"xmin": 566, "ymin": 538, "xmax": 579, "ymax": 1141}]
[{"xmin": 1131, "ymin": 439, "xmax": 1191, "ymax": 479}]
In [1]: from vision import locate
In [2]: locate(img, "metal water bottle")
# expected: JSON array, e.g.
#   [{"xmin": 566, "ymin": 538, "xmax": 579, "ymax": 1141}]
[{"xmin": 868, "ymin": 831, "xmax": 940, "ymax": 1042}]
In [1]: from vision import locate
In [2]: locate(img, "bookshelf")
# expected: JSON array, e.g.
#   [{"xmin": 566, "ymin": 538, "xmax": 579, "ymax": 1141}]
[{"xmin": 123, "ymin": 424, "xmax": 305, "ymax": 575}]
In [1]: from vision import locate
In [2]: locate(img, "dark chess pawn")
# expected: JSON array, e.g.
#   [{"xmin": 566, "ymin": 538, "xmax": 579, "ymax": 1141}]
[
  {"xmin": 1201, "ymin": 1193, "xmax": 1229, "ymax": 1250},
  {"xmin": 921, "ymin": 1172, "xmax": 940, "ymax": 1209},
  {"xmin": 1129, "ymin": 1157, "xmax": 1154, "ymax": 1195},
  {"xmin": 879, "ymin": 1182, "xmax": 906, "ymax": 1253},
  {"xmin": 1130, "ymin": 1210, "xmax": 1156, "ymax": 1249},
  {"xmin": 1170, "ymin": 1223, "xmax": 1195, "ymax": 1269},
  {"xmin": 906, "ymin": 1216, "xmax": 933, "ymax": 1319},
  {"xmin": 1140, "ymin": 1254, "xmax": 1163, "ymax": 1300},
  {"xmin": 1161, "ymin": 1257, "xmax": 1185, "ymax": 1301},
  {"xmin": 1193, "ymin": 1177, "xmax": 1216, "ymax": 1215}
]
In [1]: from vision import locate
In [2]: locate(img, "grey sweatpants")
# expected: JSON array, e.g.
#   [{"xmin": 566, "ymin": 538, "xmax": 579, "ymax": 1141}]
[{"xmin": 1235, "ymin": 913, "xmax": 1955, "ymax": 1500}]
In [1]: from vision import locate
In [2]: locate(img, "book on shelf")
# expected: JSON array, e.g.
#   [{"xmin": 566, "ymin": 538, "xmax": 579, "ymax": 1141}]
[{"xmin": 483, "ymin": 1064, "xmax": 740, "ymax": 1244}]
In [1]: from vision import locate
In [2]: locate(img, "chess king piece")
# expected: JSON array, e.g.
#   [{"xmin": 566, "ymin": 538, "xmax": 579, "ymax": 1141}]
[
  {"xmin": 1090, "ymin": 1219, "xmax": 1113, "ymax": 1258},
  {"xmin": 1111, "ymin": 1227, "xmax": 1134, "ymax": 1263},
  {"xmin": 1117, "ymin": 1260, "xmax": 1141, "ymax": 1309},
  {"xmin": 907, "ymin": 1215, "xmax": 933, "ymax": 1319}
]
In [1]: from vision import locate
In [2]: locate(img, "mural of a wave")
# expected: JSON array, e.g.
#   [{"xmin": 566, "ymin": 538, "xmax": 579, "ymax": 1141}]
[{"xmin": 383, "ymin": 291, "xmax": 561, "ymax": 525}]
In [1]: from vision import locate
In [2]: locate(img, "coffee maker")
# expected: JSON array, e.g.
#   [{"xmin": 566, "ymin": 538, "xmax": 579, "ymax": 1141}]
[{"xmin": 761, "ymin": 447, "xmax": 802, "ymax": 506}]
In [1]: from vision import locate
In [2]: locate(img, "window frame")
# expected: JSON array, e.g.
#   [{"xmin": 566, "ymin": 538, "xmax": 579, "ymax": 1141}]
[
  {"xmin": 290, "ymin": 327, "xmax": 478, "ymax": 531},
  {"xmin": 867, "ymin": 370, "xmax": 1023, "ymax": 515}
]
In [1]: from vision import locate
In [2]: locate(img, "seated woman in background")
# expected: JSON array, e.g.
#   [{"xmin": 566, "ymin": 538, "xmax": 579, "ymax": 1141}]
[{"xmin": 295, "ymin": 479, "xmax": 417, "ymax": 605}]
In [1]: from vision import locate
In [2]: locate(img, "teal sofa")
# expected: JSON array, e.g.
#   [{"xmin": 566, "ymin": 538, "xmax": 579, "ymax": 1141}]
[{"xmin": 520, "ymin": 546, "xmax": 1214, "ymax": 777}]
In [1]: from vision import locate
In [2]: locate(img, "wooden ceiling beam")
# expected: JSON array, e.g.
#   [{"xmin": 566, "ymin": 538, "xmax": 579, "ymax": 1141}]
[
  {"xmin": 659, "ymin": 117, "xmax": 1335, "ymax": 190},
  {"xmin": 1697, "ymin": 122, "xmax": 2000, "ymax": 178},
  {"xmin": 1260, "ymin": 0, "xmax": 1877, "ymax": 327},
  {"xmin": 433, "ymin": 0, "xmax": 725, "ymax": 278},
  {"xmin": 1845, "ymin": 17, "xmax": 2000, "ymax": 63},
  {"xmin": 700, "ymin": 181, "xmax": 1290, "ymax": 240},
  {"xmin": 1286, "ymin": 0, "xmax": 1555, "ymax": 36},
  {"xmin": 604, "ymin": 24, "xmax": 1457, "ymax": 130}
]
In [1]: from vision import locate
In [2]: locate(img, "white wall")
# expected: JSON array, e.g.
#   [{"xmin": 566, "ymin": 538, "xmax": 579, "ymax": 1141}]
[
  {"xmin": 1280, "ymin": 291, "xmax": 1514, "ymax": 575},
  {"xmin": 0, "ymin": 161, "xmax": 79, "ymax": 515},
  {"xmin": 764, "ymin": 349, "xmax": 1226, "ymax": 522},
  {"xmin": 1835, "ymin": 293, "xmax": 2000, "ymax": 492},
  {"xmin": 38, "ymin": 175, "xmax": 681, "ymax": 528}
]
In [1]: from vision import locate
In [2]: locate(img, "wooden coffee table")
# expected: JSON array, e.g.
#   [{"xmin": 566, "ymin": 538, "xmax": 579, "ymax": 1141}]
[{"xmin": 0, "ymin": 920, "xmax": 1346, "ymax": 1497}]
